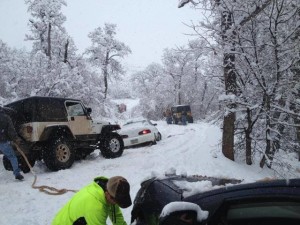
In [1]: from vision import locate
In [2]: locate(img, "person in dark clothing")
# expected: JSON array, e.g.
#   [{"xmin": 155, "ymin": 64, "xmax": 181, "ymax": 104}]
[
  {"xmin": 165, "ymin": 109, "xmax": 173, "ymax": 124},
  {"xmin": 0, "ymin": 106, "xmax": 24, "ymax": 180}
]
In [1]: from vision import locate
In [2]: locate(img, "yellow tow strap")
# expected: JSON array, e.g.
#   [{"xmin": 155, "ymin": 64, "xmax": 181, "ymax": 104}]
[{"xmin": 14, "ymin": 143, "xmax": 78, "ymax": 195}]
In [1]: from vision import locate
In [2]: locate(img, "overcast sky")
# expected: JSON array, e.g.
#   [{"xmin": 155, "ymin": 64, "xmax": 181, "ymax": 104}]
[{"xmin": 0, "ymin": 0, "xmax": 200, "ymax": 72}]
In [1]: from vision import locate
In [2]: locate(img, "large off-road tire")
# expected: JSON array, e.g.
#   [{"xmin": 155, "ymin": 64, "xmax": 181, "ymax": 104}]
[
  {"xmin": 3, "ymin": 155, "xmax": 35, "ymax": 173},
  {"xmin": 174, "ymin": 118, "xmax": 179, "ymax": 124},
  {"xmin": 100, "ymin": 133, "xmax": 124, "ymax": 159},
  {"xmin": 43, "ymin": 138, "xmax": 75, "ymax": 171}
]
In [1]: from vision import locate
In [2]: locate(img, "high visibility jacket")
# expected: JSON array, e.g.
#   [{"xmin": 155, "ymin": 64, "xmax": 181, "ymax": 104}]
[{"xmin": 51, "ymin": 177, "xmax": 127, "ymax": 225}]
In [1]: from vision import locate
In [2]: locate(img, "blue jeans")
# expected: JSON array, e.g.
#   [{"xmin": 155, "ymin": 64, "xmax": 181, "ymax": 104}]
[{"xmin": 0, "ymin": 141, "xmax": 21, "ymax": 176}]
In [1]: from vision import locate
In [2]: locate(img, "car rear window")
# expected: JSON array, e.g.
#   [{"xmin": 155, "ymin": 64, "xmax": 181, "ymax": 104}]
[{"xmin": 171, "ymin": 106, "xmax": 191, "ymax": 113}]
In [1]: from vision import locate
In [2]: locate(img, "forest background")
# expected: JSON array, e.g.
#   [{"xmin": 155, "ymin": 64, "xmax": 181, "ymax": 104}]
[{"xmin": 0, "ymin": 0, "xmax": 299, "ymax": 176}]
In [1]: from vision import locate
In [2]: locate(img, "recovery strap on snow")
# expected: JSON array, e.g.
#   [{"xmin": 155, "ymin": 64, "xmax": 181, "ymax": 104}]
[{"xmin": 14, "ymin": 143, "xmax": 78, "ymax": 195}]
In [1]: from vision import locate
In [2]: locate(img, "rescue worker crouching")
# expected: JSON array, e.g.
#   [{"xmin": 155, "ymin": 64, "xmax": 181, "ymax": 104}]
[{"xmin": 52, "ymin": 176, "xmax": 132, "ymax": 225}]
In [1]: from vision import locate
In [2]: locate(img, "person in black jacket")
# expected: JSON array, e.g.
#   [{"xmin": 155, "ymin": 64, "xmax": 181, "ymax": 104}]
[{"xmin": 0, "ymin": 106, "xmax": 24, "ymax": 180}]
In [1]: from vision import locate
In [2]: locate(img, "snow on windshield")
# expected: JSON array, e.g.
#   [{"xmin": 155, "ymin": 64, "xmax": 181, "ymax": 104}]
[{"xmin": 173, "ymin": 180, "xmax": 237, "ymax": 198}]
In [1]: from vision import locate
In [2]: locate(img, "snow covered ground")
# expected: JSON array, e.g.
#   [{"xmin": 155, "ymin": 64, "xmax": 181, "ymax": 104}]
[{"xmin": 0, "ymin": 120, "xmax": 298, "ymax": 225}]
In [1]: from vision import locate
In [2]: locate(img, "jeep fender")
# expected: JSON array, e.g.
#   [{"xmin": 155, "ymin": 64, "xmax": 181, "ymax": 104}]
[
  {"xmin": 101, "ymin": 124, "xmax": 121, "ymax": 134},
  {"xmin": 39, "ymin": 125, "xmax": 75, "ymax": 141},
  {"xmin": 97, "ymin": 124, "xmax": 121, "ymax": 142}
]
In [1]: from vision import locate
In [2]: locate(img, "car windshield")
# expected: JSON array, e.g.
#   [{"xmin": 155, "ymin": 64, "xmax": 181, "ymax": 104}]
[{"xmin": 66, "ymin": 102, "xmax": 85, "ymax": 117}]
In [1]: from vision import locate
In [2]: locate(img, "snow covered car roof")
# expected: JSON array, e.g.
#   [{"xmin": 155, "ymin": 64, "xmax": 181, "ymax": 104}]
[
  {"xmin": 131, "ymin": 175, "xmax": 300, "ymax": 225},
  {"xmin": 123, "ymin": 118, "xmax": 154, "ymax": 126}
]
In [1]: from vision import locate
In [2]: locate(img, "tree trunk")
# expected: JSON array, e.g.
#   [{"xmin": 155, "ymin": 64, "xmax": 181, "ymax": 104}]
[
  {"xmin": 103, "ymin": 66, "xmax": 108, "ymax": 99},
  {"xmin": 290, "ymin": 61, "xmax": 300, "ymax": 160},
  {"xmin": 221, "ymin": 10, "xmax": 237, "ymax": 161},
  {"xmin": 260, "ymin": 94, "xmax": 271, "ymax": 168},
  {"xmin": 103, "ymin": 53, "xmax": 109, "ymax": 99},
  {"xmin": 47, "ymin": 23, "xmax": 52, "ymax": 60},
  {"xmin": 245, "ymin": 108, "xmax": 252, "ymax": 165},
  {"xmin": 260, "ymin": 11, "xmax": 282, "ymax": 168},
  {"xmin": 222, "ymin": 112, "xmax": 235, "ymax": 160},
  {"xmin": 63, "ymin": 39, "xmax": 69, "ymax": 64}
]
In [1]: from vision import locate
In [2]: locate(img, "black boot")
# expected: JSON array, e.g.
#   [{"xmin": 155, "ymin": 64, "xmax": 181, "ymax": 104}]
[{"xmin": 15, "ymin": 174, "xmax": 24, "ymax": 181}]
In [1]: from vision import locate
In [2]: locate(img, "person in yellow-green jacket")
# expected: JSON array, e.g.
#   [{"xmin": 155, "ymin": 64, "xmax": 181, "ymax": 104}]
[{"xmin": 52, "ymin": 176, "xmax": 132, "ymax": 225}]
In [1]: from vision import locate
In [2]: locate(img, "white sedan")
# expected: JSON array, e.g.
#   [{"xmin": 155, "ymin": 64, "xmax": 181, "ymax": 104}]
[{"xmin": 118, "ymin": 119, "xmax": 162, "ymax": 148}]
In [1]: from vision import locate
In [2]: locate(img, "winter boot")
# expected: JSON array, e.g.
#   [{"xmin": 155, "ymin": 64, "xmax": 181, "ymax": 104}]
[{"xmin": 15, "ymin": 173, "xmax": 24, "ymax": 181}]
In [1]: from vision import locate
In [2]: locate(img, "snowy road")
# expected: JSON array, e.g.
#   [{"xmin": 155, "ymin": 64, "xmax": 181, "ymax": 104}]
[{"xmin": 0, "ymin": 121, "xmax": 273, "ymax": 225}]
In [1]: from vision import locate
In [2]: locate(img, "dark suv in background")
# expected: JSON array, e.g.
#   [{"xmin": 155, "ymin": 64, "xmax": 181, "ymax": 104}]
[
  {"xmin": 3, "ymin": 96, "xmax": 124, "ymax": 172},
  {"xmin": 171, "ymin": 105, "xmax": 193, "ymax": 124}
]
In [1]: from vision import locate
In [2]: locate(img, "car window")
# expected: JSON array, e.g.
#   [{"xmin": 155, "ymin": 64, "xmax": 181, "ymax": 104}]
[
  {"xmin": 215, "ymin": 201, "xmax": 300, "ymax": 225},
  {"xmin": 171, "ymin": 106, "xmax": 191, "ymax": 113},
  {"xmin": 227, "ymin": 201, "xmax": 300, "ymax": 219},
  {"xmin": 66, "ymin": 102, "xmax": 85, "ymax": 116}
]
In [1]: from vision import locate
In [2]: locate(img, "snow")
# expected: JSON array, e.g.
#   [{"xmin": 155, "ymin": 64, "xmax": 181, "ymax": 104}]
[
  {"xmin": 173, "ymin": 180, "xmax": 235, "ymax": 198},
  {"xmin": 160, "ymin": 201, "xmax": 209, "ymax": 222},
  {"xmin": 0, "ymin": 120, "xmax": 292, "ymax": 224}
]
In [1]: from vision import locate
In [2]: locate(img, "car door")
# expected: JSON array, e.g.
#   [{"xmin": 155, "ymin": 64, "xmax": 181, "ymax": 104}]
[
  {"xmin": 65, "ymin": 101, "xmax": 92, "ymax": 135},
  {"xmin": 199, "ymin": 180, "xmax": 300, "ymax": 225}
]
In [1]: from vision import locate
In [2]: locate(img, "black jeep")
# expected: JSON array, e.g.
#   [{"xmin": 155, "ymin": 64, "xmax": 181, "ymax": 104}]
[
  {"xmin": 171, "ymin": 105, "xmax": 193, "ymax": 124},
  {"xmin": 3, "ymin": 96, "xmax": 124, "ymax": 172}
]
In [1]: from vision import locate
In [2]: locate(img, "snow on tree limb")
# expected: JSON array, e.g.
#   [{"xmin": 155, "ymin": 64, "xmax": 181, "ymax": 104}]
[{"xmin": 178, "ymin": 0, "xmax": 196, "ymax": 8}]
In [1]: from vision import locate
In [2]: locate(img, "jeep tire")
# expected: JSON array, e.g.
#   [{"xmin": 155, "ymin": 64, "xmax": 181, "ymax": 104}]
[
  {"xmin": 3, "ymin": 155, "xmax": 36, "ymax": 173},
  {"xmin": 100, "ymin": 133, "xmax": 124, "ymax": 159},
  {"xmin": 188, "ymin": 117, "xmax": 194, "ymax": 123},
  {"xmin": 43, "ymin": 138, "xmax": 75, "ymax": 171}
]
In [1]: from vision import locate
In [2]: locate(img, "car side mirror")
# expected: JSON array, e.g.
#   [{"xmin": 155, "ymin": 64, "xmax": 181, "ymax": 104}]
[
  {"xmin": 86, "ymin": 107, "xmax": 92, "ymax": 114},
  {"xmin": 159, "ymin": 202, "xmax": 208, "ymax": 225}
]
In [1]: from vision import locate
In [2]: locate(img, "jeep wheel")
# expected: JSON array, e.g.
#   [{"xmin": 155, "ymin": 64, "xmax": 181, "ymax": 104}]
[
  {"xmin": 43, "ymin": 138, "xmax": 75, "ymax": 171},
  {"xmin": 174, "ymin": 118, "xmax": 179, "ymax": 124},
  {"xmin": 100, "ymin": 133, "xmax": 124, "ymax": 158}
]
